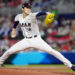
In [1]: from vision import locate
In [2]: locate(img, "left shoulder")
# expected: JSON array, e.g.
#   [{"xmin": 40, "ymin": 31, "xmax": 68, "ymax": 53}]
[{"xmin": 30, "ymin": 12, "xmax": 39, "ymax": 16}]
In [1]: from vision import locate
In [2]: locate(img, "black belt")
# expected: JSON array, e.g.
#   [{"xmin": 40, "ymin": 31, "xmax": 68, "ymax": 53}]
[{"xmin": 25, "ymin": 35, "xmax": 37, "ymax": 38}]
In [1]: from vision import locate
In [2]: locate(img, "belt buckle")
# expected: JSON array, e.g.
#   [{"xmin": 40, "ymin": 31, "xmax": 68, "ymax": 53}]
[
  {"xmin": 26, "ymin": 35, "xmax": 37, "ymax": 39},
  {"xmin": 29, "ymin": 37, "xmax": 32, "ymax": 38},
  {"xmin": 26, "ymin": 37, "xmax": 32, "ymax": 38},
  {"xmin": 34, "ymin": 35, "xmax": 37, "ymax": 37}
]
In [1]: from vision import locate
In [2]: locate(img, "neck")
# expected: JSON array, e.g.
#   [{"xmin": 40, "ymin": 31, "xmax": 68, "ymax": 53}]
[{"xmin": 23, "ymin": 13, "xmax": 28, "ymax": 18}]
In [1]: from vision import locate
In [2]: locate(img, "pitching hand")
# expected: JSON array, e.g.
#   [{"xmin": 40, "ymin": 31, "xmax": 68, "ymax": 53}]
[{"xmin": 11, "ymin": 28, "xmax": 16, "ymax": 38}]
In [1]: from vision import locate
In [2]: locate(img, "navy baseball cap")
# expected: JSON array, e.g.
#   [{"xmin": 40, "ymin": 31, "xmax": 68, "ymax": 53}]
[{"xmin": 22, "ymin": 2, "xmax": 31, "ymax": 8}]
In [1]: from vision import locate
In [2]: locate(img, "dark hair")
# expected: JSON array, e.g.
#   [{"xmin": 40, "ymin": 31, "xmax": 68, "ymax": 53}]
[{"xmin": 22, "ymin": 2, "xmax": 31, "ymax": 9}]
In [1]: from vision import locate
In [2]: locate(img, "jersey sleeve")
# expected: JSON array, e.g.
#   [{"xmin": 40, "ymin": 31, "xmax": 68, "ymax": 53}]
[
  {"xmin": 33, "ymin": 12, "xmax": 39, "ymax": 17},
  {"xmin": 14, "ymin": 14, "xmax": 19, "ymax": 21},
  {"xmin": 33, "ymin": 12, "xmax": 47, "ymax": 17}
]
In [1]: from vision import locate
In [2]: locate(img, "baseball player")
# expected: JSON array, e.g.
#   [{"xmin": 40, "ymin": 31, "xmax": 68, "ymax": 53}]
[{"xmin": 0, "ymin": 2, "xmax": 75, "ymax": 71}]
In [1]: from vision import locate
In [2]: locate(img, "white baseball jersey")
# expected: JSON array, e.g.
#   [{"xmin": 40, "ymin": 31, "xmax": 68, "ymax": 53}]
[
  {"xmin": 0, "ymin": 12, "xmax": 73, "ymax": 68},
  {"xmin": 15, "ymin": 12, "xmax": 40, "ymax": 37}
]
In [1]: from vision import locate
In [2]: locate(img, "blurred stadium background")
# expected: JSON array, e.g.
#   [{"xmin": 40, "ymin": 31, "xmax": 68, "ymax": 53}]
[{"xmin": 0, "ymin": 0, "xmax": 75, "ymax": 65}]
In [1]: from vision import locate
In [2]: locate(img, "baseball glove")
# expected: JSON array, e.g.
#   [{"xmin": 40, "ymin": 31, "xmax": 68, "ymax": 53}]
[{"xmin": 44, "ymin": 13, "xmax": 54, "ymax": 27}]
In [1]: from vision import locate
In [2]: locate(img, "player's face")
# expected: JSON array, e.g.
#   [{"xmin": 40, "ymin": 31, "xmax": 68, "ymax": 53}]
[{"xmin": 22, "ymin": 7, "xmax": 31, "ymax": 15}]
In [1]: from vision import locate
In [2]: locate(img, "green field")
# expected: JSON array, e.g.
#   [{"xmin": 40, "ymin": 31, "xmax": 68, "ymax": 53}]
[
  {"xmin": 5, "ymin": 64, "xmax": 66, "ymax": 67},
  {"xmin": 4, "ymin": 64, "xmax": 74, "ymax": 72}
]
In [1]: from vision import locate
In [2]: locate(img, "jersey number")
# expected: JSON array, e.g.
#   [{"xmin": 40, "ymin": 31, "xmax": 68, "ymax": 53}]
[{"xmin": 26, "ymin": 27, "xmax": 31, "ymax": 31}]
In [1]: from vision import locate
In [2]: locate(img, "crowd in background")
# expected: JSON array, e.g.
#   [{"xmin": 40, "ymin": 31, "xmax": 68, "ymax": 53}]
[
  {"xmin": 0, "ymin": 0, "xmax": 75, "ymax": 55},
  {"xmin": 0, "ymin": 0, "xmax": 22, "ymax": 7}
]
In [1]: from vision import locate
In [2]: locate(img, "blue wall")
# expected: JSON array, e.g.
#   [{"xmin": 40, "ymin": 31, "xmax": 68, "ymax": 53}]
[
  {"xmin": 59, "ymin": 14, "xmax": 75, "ymax": 19},
  {"xmin": 5, "ymin": 51, "xmax": 75, "ymax": 65}
]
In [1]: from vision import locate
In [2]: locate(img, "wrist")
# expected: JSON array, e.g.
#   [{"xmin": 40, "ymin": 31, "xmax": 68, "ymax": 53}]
[{"xmin": 46, "ymin": 12, "xmax": 51, "ymax": 15}]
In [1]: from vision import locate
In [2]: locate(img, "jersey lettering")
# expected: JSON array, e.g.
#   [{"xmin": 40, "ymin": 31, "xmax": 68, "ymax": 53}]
[
  {"xmin": 21, "ymin": 23, "xmax": 31, "ymax": 31},
  {"xmin": 21, "ymin": 23, "xmax": 31, "ymax": 27}
]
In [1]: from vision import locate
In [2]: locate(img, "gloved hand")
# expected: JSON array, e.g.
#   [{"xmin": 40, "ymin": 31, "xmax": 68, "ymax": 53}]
[{"xmin": 44, "ymin": 13, "xmax": 54, "ymax": 27}]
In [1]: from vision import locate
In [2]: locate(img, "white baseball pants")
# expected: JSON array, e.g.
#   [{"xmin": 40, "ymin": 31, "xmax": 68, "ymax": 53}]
[{"xmin": 0, "ymin": 36, "xmax": 72, "ymax": 68}]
